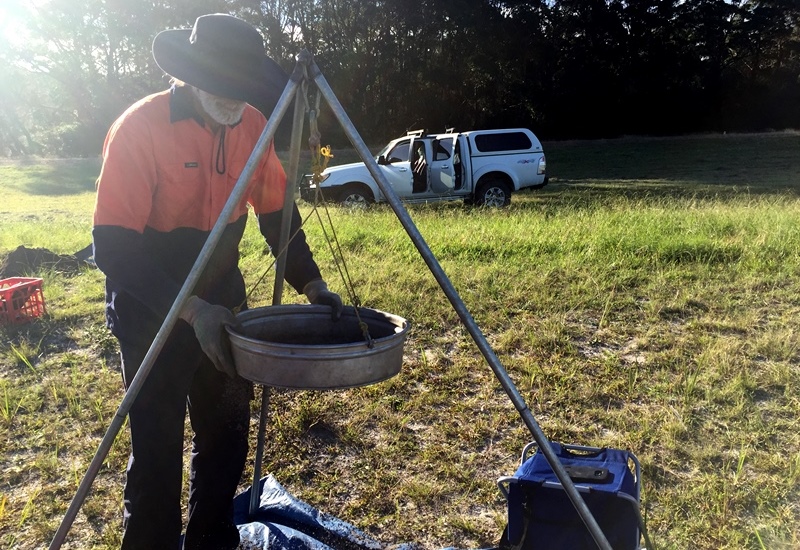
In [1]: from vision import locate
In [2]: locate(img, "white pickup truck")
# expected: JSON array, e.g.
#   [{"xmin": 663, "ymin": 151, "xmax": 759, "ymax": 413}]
[{"xmin": 300, "ymin": 128, "xmax": 547, "ymax": 207}]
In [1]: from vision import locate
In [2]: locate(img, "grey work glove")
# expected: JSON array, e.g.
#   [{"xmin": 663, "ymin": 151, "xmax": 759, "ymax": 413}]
[
  {"xmin": 303, "ymin": 279, "xmax": 343, "ymax": 321},
  {"xmin": 180, "ymin": 296, "xmax": 238, "ymax": 378}
]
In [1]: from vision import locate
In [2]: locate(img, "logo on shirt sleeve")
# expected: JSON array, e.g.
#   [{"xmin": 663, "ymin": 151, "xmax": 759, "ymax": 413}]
[{"xmin": 184, "ymin": 162, "xmax": 199, "ymax": 168}]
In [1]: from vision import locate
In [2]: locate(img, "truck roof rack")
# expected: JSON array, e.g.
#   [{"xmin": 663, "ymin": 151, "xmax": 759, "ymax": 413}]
[{"xmin": 406, "ymin": 129, "xmax": 426, "ymax": 137}]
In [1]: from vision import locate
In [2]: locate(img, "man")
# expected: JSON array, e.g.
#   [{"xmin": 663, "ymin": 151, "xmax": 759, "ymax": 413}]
[{"xmin": 92, "ymin": 14, "xmax": 342, "ymax": 549}]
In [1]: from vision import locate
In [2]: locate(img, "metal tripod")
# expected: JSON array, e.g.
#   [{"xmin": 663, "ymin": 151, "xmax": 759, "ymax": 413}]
[{"xmin": 49, "ymin": 51, "xmax": 615, "ymax": 550}]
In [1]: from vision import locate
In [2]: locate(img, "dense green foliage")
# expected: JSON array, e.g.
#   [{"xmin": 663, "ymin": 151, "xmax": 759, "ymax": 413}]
[{"xmin": 1, "ymin": 0, "xmax": 799, "ymax": 156}]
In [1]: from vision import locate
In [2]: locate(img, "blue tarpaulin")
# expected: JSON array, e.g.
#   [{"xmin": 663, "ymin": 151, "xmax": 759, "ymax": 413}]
[
  {"xmin": 233, "ymin": 476, "xmax": 421, "ymax": 549},
  {"xmin": 233, "ymin": 476, "xmax": 491, "ymax": 550}
]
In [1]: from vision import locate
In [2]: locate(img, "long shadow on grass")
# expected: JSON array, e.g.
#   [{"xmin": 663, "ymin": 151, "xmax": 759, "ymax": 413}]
[
  {"xmin": 6, "ymin": 159, "xmax": 101, "ymax": 196},
  {"xmin": 514, "ymin": 179, "xmax": 800, "ymax": 212},
  {"xmin": 543, "ymin": 133, "xmax": 800, "ymax": 188}
]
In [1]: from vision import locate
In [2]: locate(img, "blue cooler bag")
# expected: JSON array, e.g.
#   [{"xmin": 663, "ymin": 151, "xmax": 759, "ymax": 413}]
[{"xmin": 498, "ymin": 442, "xmax": 644, "ymax": 550}]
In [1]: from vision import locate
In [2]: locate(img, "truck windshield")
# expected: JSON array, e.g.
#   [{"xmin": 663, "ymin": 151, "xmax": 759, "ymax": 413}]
[{"xmin": 378, "ymin": 139, "xmax": 411, "ymax": 163}]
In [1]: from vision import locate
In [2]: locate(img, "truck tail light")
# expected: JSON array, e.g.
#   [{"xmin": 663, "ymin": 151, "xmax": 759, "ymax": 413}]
[{"xmin": 537, "ymin": 155, "xmax": 546, "ymax": 175}]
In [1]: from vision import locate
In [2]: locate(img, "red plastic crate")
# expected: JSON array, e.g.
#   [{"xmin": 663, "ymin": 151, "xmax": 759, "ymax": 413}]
[{"xmin": 0, "ymin": 277, "xmax": 46, "ymax": 326}]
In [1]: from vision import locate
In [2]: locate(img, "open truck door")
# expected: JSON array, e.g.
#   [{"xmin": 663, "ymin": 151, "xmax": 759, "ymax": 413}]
[{"xmin": 429, "ymin": 135, "xmax": 457, "ymax": 194}]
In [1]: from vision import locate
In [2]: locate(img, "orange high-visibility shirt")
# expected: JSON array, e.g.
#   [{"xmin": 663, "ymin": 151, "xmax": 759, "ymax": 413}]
[
  {"xmin": 91, "ymin": 87, "xmax": 324, "ymax": 333},
  {"xmin": 94, "ymin": 88, "xmax": 286, "ymax": 232}
]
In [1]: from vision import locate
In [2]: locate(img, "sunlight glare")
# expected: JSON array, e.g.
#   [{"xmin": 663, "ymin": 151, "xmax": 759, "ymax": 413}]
[{"xmin": 0, "ymin": 1, "xmax": 36, "ymax": 49}]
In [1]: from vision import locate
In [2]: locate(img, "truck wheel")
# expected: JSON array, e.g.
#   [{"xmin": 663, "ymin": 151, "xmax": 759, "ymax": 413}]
[
  {"xmin": 475, "ymin": 180, "xmax": 511, "ymax": 207},
  {"xmin": 338, "ymin": 184, "xmax": 373, "ymax": 207}
]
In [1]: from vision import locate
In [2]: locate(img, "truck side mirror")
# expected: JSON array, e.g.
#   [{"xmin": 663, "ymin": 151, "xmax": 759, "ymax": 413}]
[{"xmin": 377, "ymin": 155, "xmax": 388, "ymax": 165}]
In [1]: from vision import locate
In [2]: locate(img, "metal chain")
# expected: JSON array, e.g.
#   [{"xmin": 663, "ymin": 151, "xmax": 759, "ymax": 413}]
[
  {"xmin": 303, "ymin": 88, "xmax": 372, "ymax": 346},
  {"xmin": 239, "ymin": 82, "xmax": 373, "ymax": 347},
  {"xmin": 309, "ymin": 192, "xmax": 374, "ymax": 348},
  {"xmin": 235, "ymin": 209, "xmax": 315, "ymax": 314}
]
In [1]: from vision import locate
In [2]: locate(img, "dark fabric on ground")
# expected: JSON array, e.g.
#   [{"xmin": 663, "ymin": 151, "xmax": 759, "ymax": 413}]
[{"xmin": 233, "ymin": 476, "xmax": 496, "ymax": 550}]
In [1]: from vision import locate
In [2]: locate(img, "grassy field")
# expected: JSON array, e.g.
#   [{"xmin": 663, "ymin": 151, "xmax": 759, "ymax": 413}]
[{"xmin": 1, "ymin": 132, "xmax": 800, "ymax": 549}]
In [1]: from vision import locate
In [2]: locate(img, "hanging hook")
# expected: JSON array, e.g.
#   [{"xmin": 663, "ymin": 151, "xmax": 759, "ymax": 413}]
[
  {"xmin": 300, "ymin": 84, "xmax": 373, "ymax": 347},
  {"xmin": 359, "ymin": 320, "xmax": 374, "ymax": 349}
]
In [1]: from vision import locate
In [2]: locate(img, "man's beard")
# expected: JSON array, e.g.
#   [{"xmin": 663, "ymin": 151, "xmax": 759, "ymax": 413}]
[{"xmin": 193, "ymin": 88, "xmax": 247, "ymax": 125}]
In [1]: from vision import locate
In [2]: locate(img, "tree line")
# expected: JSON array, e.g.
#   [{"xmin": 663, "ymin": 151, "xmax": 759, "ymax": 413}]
[{"xmin": 1, "ymin": 0, "xmax": 799, "ymax": 156}]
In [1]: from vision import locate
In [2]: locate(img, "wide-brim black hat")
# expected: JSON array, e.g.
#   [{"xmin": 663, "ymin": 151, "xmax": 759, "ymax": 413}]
[{"xmin": 152, "ymin": 14, "xmax": 287, "ymax": 107}]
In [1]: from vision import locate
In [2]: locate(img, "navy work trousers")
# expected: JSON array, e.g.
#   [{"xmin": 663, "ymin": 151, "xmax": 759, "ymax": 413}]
[{"xmin": 118, "ymin": 322, "xmax": 252, "ymax": 550}]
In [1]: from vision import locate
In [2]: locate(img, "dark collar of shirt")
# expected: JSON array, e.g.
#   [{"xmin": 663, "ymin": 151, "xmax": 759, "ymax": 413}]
[
  {"xmin": 169, "ymin": 85, "xmax": 205, "ymax": 126},
  {"xmin": 168, "ymin": 85, "xmax": 243, "ymax": 129}
]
